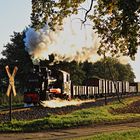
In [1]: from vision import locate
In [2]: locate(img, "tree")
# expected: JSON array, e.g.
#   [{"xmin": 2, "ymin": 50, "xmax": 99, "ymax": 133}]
[
  {"xmin": 116, "ymin": 63, "xmax": 135, "ymax": 82},
  {"xmin": 31, "ymin": 0, "xmax": 85, "ymax": 30},
  {"xmin": 92, "ymin": 57, "xmax": 135, "ymax": 81},
  {"xmin": 81, "ymin": 60, "xmax": 94, "ymax": 81},
  {"xmin": 0, "ymin": 32, "xmax": 33, "ymax": 89},
  {"xmin": 90, "ymin": 0, "xmax": 140, "ymax": 59},
  {"xmin": 68, "ymin": 61, "xmax": 86, "ymax": 85},
  {"xmin": 52, "ymin": 60, "xmax": 86, "ymax": 85},
  {"xmin": 31, "ymin": 0, "xmax": 140, "ymax": 59}
]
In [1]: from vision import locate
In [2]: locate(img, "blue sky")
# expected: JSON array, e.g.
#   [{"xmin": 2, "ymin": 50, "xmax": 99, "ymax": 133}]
[
  {"xmin": 0, "ymin": 1, "xmax": 139, "ymax": 81},
  {"xmin": 0, "ymin": 0, "xmax": 31, "ymax": 55}
]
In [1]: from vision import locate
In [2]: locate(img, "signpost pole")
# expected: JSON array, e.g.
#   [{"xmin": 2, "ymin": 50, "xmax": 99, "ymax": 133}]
[{"xmin": 9, "ymin": 92, "xmax": 12, "ymax": 122}]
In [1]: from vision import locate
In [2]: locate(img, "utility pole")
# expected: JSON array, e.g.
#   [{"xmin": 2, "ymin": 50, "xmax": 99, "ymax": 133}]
[{"xmin": 104, "ymin": 53, "xmax": 107, "ymax": 105}]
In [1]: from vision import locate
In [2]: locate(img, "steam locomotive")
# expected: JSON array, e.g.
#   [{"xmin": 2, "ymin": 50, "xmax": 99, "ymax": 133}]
[
  {"xmin": 24, "ymin": 63, "xmax": 140, "ymax": 106},
  {"xmin": 24, "ymin": 64, "xmax": 71, "ymax": 106}
]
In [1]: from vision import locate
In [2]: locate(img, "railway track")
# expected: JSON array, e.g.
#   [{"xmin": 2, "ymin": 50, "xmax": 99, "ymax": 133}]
[
  {"xmin": 0, "ymin": 93, "xmax": 138, "ymax": 112},
  {"xmin": 0, "ymin": 93, "xmax": 139, "ymax": 122},
  {"xmin": 0, "ymin": 106, "xmax": 31, "ymax": 115}
]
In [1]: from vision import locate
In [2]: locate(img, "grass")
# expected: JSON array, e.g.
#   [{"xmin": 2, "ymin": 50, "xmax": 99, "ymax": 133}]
[
  {"xmin": 70, "ymin": 129, "xmax": 140, "ymax": 140},
  {"xmin": 0, "ymin": 93, "xmax": 24, "ymax": 107},
  {"xmin": 1, "ymin": 96, "xmax": 140, "ymax": 132}
]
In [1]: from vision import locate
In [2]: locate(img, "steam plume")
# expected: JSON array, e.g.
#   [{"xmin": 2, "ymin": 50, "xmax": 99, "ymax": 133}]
[
  {"xmin": 24, "ymin": 18, "xmax": 100, "ymax": 63},
  {"xmin": 24, "ymin": 18, "xmax": 130, "ymax": 64},
  {"xmin": 41, "ymin": 98, "xmax": 95, "ymax": 108}
]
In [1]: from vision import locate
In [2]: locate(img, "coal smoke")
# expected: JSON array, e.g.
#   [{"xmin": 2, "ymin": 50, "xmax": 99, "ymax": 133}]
[{"xmin": 24, "ymin": 18, "xmax": 100, "ymax": 63}]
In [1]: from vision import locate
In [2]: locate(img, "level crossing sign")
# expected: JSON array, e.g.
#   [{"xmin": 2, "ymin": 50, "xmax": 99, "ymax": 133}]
[{"xmin": 5, "ymin": 65, "xmax": 18, "ymax": 96}]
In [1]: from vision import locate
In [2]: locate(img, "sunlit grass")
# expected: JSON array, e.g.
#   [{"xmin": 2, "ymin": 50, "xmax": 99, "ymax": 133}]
[{"xmin": 70, "ymin": 129, "xmax": 140, "ymax": 140}]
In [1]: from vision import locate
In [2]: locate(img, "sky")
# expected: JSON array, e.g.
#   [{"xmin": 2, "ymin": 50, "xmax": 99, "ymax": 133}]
[
  {"xmin": 0, "ymin": 1, "xmax": 140, "ymax": 82},
  {"xmin": 0, "ymin": 0, "xmax": 31, "ymax": 55}
]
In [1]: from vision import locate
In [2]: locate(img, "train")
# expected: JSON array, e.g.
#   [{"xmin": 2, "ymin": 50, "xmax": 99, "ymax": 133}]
[{"xmin": 24, "ymin": 63, "xmax": 140, "ymax": 106}]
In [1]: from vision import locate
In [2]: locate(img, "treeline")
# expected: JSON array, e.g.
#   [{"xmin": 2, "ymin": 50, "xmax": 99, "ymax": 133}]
[
  {"xmin": 50, "ymin": 58, "xmax": 135, "ymax": 85},
  {"xmin": 0, "ymin": 31, "xmax": 135, "ymax": 93}
]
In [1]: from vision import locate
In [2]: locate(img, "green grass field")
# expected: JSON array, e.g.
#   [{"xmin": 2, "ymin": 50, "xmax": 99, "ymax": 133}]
[
  {"xmin": 1, "ymin": 96, "xmax": 140, "ymax": 132},
  {"xmin": 71, "ymin": 129, "xmax": 140, "ymax": 140}
]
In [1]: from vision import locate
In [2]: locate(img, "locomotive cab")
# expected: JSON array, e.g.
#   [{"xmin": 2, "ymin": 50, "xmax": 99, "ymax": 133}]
[{"xmin": 49, "ymin": 70, "xmax": 71, "ymax": 99}]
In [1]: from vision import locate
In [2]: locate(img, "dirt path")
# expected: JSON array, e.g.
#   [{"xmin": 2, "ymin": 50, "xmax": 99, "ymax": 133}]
[{"xmin": 1, "ymin": 121, "xmax": 140, "ymax": 140}]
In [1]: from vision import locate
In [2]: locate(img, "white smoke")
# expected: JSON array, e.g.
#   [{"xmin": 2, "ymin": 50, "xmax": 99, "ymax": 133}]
[
  {"xmin": 24, "ymin": 25, "xmax": 57, "ymax": 60},
  {"xmin": 24, "ymin": 18, "xmax": 100, "ymax": 63},
  {"xmin": 41, "ymin": 98, "xmax": 95, "ymax": 108}
]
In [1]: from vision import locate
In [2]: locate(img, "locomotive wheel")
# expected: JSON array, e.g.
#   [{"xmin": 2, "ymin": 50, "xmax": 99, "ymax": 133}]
[
  {"xmin": 61, "ymin": 94, "xmax": 71, "ymax": 100},
  {"xmin": 48, "ymin": 93, "xmax": 55, "ymax": 100},
  {"xmin": 44, "ymin": 92, "xmax": 55, "ymax": 100}
]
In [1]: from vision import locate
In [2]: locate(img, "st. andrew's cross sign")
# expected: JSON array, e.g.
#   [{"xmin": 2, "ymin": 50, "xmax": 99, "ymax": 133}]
[
  {"xmin": 5, "ymin": 65, "xmax": 18, "ymax": 121},
  {"xmin": 5, "ymin": 65, "xmax": 18, "ymax": 97}
]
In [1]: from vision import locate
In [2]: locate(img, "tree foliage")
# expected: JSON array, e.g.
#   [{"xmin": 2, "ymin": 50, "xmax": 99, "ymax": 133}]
[
  {"xmin": 92, "ymin": 57, "xmax": 135, "ymax": 82},
  {"xmin": 90, "ymin": 0, "xmax": 140, "ymax": 59},
  {"xmin": 31, "ymin": 0, "xmax": 140, "ymax": 59},
  {"xmin": 0, "ymin": 32, "xmax": 33, "ymax": 88},
  {"xmin": 31, "ymin": 0, "xmax": 85, "ymax": 30}
]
